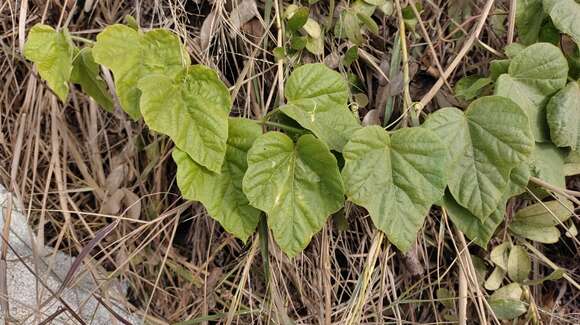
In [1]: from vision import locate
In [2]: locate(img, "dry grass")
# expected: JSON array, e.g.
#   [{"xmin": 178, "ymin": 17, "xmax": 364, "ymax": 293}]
[{"xmin": 0, "ymin": 0, "xmax": 579, "ymax": 324}]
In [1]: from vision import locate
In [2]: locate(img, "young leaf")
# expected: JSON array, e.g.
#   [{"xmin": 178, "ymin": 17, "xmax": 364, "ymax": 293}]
[
  {"xmin": 287, "ymin": 7, "xmax": 309, "ymax": 31},
  {"xmin": 279, "ymin": 64, "xmax": 361, "ymax": 151},
  {"xmin": 515, "ymin": 0, "xmax": 546, "ymax": 45},
  {"xmin": 71, "ymin": 48, "xmax": 114, "ymax": 111},
  {"xmin": 23, "ymin": 24, "xmax": 74, "ymax": 102},
  {"xmin": 509, "ymin": 199, "xmax": 573, "ymax": 243},
  {"xmin": 454, "ymin": 76, "xmax": 492, "ymax": 101},
  {"xmin": 173, "ymin": 118, "xmax": 261, "ymax": 242},
  {"xmin": 93, "ymin": 25, "xmax": 189, "ymax": 119},
  {"xmin": 242, "ymin": 132, "xmax": 345, "ymax": 257},
  {"xmin": 485, "ymin": 266, "xmax": 507, "ymax": 291},
  {"xmin": 489, "ymin": 284, "xmax": 527, "ymax": 320},
  {"xmin": 507, "ymin": 245, "xmax": 531, "ymax": 282},
  {"xmin": 494, "ymin": 43, "xmax": 568, "ymax": 141},
  {"xmin": 342, "ymin": 126, "xmax": 447, "ymax": 252},
  {"xmin": 138, "ymin": 66, "xmax": 231, "ymax": 173},
  {"xmin": 543, "ymin": 0, "xmax": 580, "ymax": 47},
  {"xmin": 546, "ymin": 82, "xmax": 580, "ymax": 151},
  {"xmin": 489, "ymin": 59, "xmax": 510, "ymax": 81},
  {"xmin": 423, "ymin": 97, "xmax": 534, "ymax": 220},
  {"xmin": 491, "ymin": 242, "xmax": 511, "ymax": 270},
  {"xmin": 530, "ymin": 143, "xmax": 566, "ymax": 188}
]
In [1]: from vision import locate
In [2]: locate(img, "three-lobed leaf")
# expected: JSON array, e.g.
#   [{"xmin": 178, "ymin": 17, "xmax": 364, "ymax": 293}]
[
  {"xmin": 24, "ymin": 24, "xmax": 74, "ymax": 101},
  {"xmin": 280, "ymin": 63, "xmax": 361, "ymax": 151},
  {"xmin": 93, "ymin": 25, "xmax": 189, "ymax": 119},
  {"xmin": 494, "ymin": 43, "xmax": 568, "ymax": 141},
  {"xmin": 173, "ymin": 118, "xmax": 262, "ymax": 242},
  {"xmin": 423, "ymin": 96, "xmax": 534, "ymax": 220},
  {"xmin": 342, "ymin": 126, "xmax": 447, "ymax": 252},
  {"xmin": 242, "ymin": 132, "xmax": 345, "ymax": 257},
  {"xmin": 138, "ymin": 66, "xmax": 231, "ymax": 173},
  {"xmin": 546, "ymin": 82, "xmax": 580, "ymax": 151}
]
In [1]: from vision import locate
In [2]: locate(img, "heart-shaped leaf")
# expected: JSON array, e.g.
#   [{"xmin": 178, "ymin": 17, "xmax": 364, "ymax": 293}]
[
  {"xmin": 280, "ymin": 64, "xmax": 361, "ymax": 151},
  {"xmin": 423, "ymin": 96, "xmax": 534, "ymax": 220},
  {"xmin": 24, "ymin": 24, "xmax": 74, "ymax": 101},
  {"xmin": 71, "ymin": 48, "xmax": 114, "ymax": 111},
  {"xmin": 138, "ymin": 66, "xmax": 231, "ymax": 173},
  {"xmin": 494, "ymin": 43, "xmax": 568, "ymax": 141},
  {"xmin": 242, "ymin": 132, "xmax": 345, "ymax": 256},
  {"xmin": 93, "ymin": 25, "xmax": 189, "ymax": 119},
  {"xmin": 546, "ymin": 82, "xmax": 580, "ymax": 151},
  {"xmin": 173, "ymin": 118, "xmax": 262, "ymax": 242},
  {"xmin": 342, "ymin": 126, "xmax": 447, "ymax": 252},
  {"xmin": 544, "ymin": 0, "xmax": 580, "ymax": 47}
]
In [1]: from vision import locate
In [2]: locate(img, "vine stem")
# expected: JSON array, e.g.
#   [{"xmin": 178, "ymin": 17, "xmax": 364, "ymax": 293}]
[
  {"xmin": 393, "ymin": 0, "xmax": 417, "ymax": 127},
  {"xmin": 258, "ymin": 120, "xmax": 304, "ymax": 134},
  {"xmin": 70, "ymin": 35, "xmax": 95, "ymax": 45}
]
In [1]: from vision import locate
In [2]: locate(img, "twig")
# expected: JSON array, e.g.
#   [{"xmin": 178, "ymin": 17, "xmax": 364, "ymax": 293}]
[
  {"xmin": 393, "ymin": 0, "xmax": 416, "ymax": 126},
  {"xmin": 418, "ymin": 0, "xmax": 496, "ymax": 111},
  {"xmin": 507, "ymin": 0, "xmax": 517, "ymax": 44},
  {"xmin": 529, "ymin": 176, "xmax": 580, "ymax": 205}
]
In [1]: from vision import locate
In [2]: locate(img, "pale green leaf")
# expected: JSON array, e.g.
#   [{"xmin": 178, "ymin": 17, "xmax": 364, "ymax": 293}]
[
  {"xmin": 546, "ymin": 82, "xmax": 580, "ymax": 151},
  {"xmin": 510, "ymin": 223, "xmax": 561, "ymax": 243},
  {"xmin": 505, "ymin": 43, "xmax": 526, "ymax": 58},
  {"xmin": 516, "ymin": 0, "xmax": 546, "ymax": 45},
  {"xmin": 489, "ymin": 283, "xmax": 527, "ymax": 320},
  {"xmin": 489, "ymin": 59, "xmax": 510, "ymax": 81},
  {"xmin": 280, "ymin": 64, "xmax": 361, "ymax": 151},
  {"xmin": 523, "ymin": 269, "xmax": 564, "ymax": 285},
  {"xmin": 138, "ymin": 66, "xmax": 231, "ymax": 173},
  {"xmin": 173, "ymin": 118, "xmax": 261, "ymax": 242},
  {"xmin": 485, "ymin": 266, "xmax": 507, "ymax": 291},
  {"xmin": 514, "ymin": 199, "xmax": 574, "ymax": 226},
  {"xmin": 303, "ymin": 18, "xmax": 321, "ymax": 39},
  {"xmin": 24, "ymin": 24, "xmax": 74, "ymax": 101},
  {"xmin": 454, "ymin": 76, "xmax": 491, "ymax": 101},
  {"xmin": 495, "ymin": 43, "xmax": 569, "ymax": 141},
  {"xmin": 423, "ymin": 97, "xmax": 534, "ymax": 219},
  {"xmin": 93, "ymin": 25, "xmax": 189, "ymax": 119},
  {"xmin": 491, "ymin": 242, "xmax": 511, "ymax": 270},
  {"xmin": 342, "ymin": 126, "xmax": 447, "ymax": 252},
  {"xmin": 507, "ymin": 245, "xmax": 531, "ymax": 282},
  {"xmin": 488, "ymin": 299, "xmax": 527, "ymax": 320},
  {"xmin": 544, "ymin": 0, "xmax": 580, "ymax": 47},
  {"xmin": 242, "ymin": 133, "xmax": 345, "ymax": 257},
  {"xmin": 71, "ymin": 48, "xmax": 114, "ymax": 111},
  {"xmin": 530, "ymin": 143, "xmax": 566, "ymax": 188},
  {"xmin": 305, "ymin": 36, "xmax": 324, "ymax": 55}
]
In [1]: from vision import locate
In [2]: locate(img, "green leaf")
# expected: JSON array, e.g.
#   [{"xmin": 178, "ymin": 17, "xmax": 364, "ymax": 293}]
[
  {"xmin": 71, "ymin": 48, "xmax": 114, "ymax": 111},
  {"xmin": 489, "ymin": 284, "xmax": 527, "ymax": 320},
  {"xmin": 242, "ymin": 133, "xmax": 345, "ymax": 257},
  {"xmin": 491, "ymin": 242, "xmax": 511, "ymax": 270},
  {"xmin": 494, "ymin": 43, "xmax": 569, "ymax": 141},
  {"xmin": 516, "ymin": 0, "xmax": 546, "ymax": 45},
  {"xmin": 356, "ymin": 12, "xmax": 379, "ymax": 35},
  {"xmin": 343, "ymin": 46, "xmax": 359, "ymax": 67},
  {"xmin": 334, "ymin": 11, "xmax": 364, "ymax": 45},
  {"xmin": 342, "ymin": 126, "xmax": 446, "ymax": 252},
  {"xmin": 489, "ymin": 59, "xmax": 510, "ymax": 81},
  {"xmin": 173, "ymin": 118, "xmax": 262, "ymax": 242},
  {"xmin": 505, "ymin": 43, "xmax": 526, "ymax": 58},
  {"xmin": 287, "ymin": 7, "xmax": 309, "ymax": 31},
  {"xmin": 305, "ymin": 36, "xmax": 324, "ymax": 55},
  {"xmin": 530, "ymin": 143, "xmax": 566, "ymax": 188},
  {"xmin": 443, "ymin": 193, "xmax": 504, "ymax": 248},
  {"xmin": 93, "ymin": 25, "xmax": 189, "ymax": 119},
  {"xmin": 523, "ymin": 269, "xmax": 564, "ymax": 285},
  {"xmin": 23, "ymin": 24, "xmax": 74, "ymax": 102},
  {"xmin": 507, "ymin": 245, "xmax": 531, "ymax": 282},
  {"xmin": 484, "ymin": 266, "xmax": 507, "ymax": 290},
  {"xmin": 547, "ymin": 82, "xmax": 580, "ymax": 151},
  {"xmin": 454, "ymin": 76, "xmax": 492, "ymax": 101},
  {"xmin": 303, "ymin": 18, "xmax": 322, "ymax": 39},
  {"xmin": 138, "ymin": 66, "xmax": 231, "ymax": 173},
  {"xmin": 509, "ymin": 199, "xmax": 573, "ymax": 243},
  {"xmin": 423, "ymin": 97, "xmax": 534, "ymax": 220},
  {"xmin": 544, "ymin": 0, "xmax": 580, "ymax": 47},
  {"xmin": 279, "ymin": 64, "xmax": 361, "ymax": 151}
]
